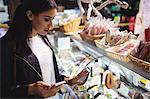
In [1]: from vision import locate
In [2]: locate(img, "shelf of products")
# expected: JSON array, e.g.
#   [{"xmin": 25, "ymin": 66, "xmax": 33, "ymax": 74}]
[
  {"xmin": 47, "ymin": 32, "xmax": 150, "ymax": 98},
  {"xmin": 71, "ymin": 35, "xmax": 150, "ymax": 80}
]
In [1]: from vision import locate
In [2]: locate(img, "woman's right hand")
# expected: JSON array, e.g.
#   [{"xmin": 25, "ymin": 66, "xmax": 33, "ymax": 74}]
[{"xmin": 28, "ymin": 81, "xmax": 62, "ymax": 98}]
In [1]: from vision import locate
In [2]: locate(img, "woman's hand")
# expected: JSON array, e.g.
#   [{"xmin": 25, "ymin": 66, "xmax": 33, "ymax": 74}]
[
  {"xmin": 66, "ymin": 69, "xmax": 89, "ymax": 86},
  {"xmin": 28, "ymin": 81, "xmax": 62, "ymax": 98}
]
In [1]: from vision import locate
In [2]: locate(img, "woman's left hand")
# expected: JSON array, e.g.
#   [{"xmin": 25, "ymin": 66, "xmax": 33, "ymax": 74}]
[{"xmin": 66, "ymin": 69, "xmax": 89, "ymax": 86}]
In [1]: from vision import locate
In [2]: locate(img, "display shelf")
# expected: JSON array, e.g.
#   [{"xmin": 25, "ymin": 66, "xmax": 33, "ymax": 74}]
[
  {"xmin": 47, "ymin": 32, "xmax": 150, "ymax": 97},
  {"xmin": 71, "ymin": 35, "xmax": 150, "ymax": 80}
]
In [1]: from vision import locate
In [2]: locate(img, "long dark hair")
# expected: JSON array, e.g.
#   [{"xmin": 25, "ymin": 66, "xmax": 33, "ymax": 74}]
[{"xmin": 6, "ymin": 0, "xmax": 57, "ymax": 45}]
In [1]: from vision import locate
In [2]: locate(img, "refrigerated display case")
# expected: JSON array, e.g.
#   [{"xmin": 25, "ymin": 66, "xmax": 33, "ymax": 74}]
[{"xmin": 47, "ymin": 31, "xmax": 150, "ymax": 99}]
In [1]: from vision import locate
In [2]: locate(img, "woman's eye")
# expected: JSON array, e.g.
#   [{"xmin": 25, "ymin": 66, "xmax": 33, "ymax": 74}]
[{"xmin": 44, "ymin": 18, "xmax": 50, "ymax": 22}]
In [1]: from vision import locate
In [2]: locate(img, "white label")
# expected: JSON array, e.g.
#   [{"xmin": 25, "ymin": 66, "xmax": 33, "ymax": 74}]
[
  {"xmin": 133, "ymin": 76, "xmax": 139, "ymax": 86},
  {"xmin": 117, "ymin": 83, "xmax": 129, "ymax": 97},
  {"xmin": 145, "ymin": 81, "xmax": 150, "ymax": 91},
  {"xmin": 58, "ymin": 37, "xmax": 70, "ymax": 51}
]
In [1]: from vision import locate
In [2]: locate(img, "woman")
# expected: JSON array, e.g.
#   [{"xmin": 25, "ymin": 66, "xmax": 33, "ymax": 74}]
[{"xmin": 1, "ymin": 0, "xmax": 89, "ymax": 98}]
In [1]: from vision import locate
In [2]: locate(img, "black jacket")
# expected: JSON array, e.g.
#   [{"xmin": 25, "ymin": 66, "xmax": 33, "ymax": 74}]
[{"xmin": 1, "ymin": 34, "xmax": 64, "ymax": 98}]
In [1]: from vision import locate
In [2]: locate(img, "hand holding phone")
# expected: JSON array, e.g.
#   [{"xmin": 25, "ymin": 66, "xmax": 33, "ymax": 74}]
[{"xmin": 55, "ymin": 81, "xmax": 66, "ymax": 87}]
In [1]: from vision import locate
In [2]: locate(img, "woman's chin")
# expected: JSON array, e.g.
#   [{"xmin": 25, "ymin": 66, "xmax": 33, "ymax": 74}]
[{"xmin": 39, "ymin": 31, "xmax": 48, "ymax": 35}]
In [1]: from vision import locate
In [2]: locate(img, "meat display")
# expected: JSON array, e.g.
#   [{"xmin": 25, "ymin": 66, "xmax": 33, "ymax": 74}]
[
  {"xmin": 105, "ymin": 30, "xmax": 132, "ymax": 46},
  {"xmin": 81, "ymin": 17, "xmax": 112, "ymax": 36},
  {"xmin": 82, "ymin": 24, "xmax": 109, "ymax": 36}
]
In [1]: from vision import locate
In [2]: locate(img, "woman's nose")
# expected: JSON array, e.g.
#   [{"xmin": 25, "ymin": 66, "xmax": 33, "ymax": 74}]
[{"xmin": 48, "ymin": 21, "xmax": 53, "ymax": 31}]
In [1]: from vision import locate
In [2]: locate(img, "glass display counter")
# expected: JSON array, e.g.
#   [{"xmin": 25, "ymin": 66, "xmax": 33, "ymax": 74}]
[{"xmin": 47, "ymin": 31, "xmax": 150, "ymax": 99}]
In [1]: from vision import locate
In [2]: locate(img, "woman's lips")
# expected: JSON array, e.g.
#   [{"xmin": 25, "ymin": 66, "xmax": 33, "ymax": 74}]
[{"xmin": 44, "ymin": 30, "xmax": 49, "ymax": 32}]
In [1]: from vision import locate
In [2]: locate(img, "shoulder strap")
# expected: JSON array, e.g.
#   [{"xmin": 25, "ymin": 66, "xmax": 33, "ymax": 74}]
[{"xmin": 41, "ymin": 35, "xmax": 54, "ymax": 51}]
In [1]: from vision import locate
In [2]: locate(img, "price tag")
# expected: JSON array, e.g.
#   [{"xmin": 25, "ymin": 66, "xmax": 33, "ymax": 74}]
[
  {"xmin": 117, "ymin": 83, "xmax": 129, "ymax": 97},
  {"xmin": 145, "ymin": 81, "xmax": 150, "ymax": 91},
  {"xmin": 58, "ymin": 37, "xmax": 70, "ymax": 51},
  {"xmin": 132, "ymin": 73, "xmax": 139, "ymax": 86}
]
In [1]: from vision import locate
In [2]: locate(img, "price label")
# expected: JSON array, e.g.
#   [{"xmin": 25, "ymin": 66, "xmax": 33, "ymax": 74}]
[{"xmin": 58, "ymin": 37, "xmax": 70, "ymax": 51}]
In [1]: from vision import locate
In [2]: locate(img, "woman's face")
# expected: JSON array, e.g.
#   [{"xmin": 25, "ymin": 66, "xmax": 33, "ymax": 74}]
[{"xmin": 31, "ymin": 8, "xmax": 57, "ymax": 35}]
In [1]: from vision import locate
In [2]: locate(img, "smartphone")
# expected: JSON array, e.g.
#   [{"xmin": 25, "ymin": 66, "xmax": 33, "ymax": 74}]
[{"xmin": 55, "ymin": 81, "xmax": 66, "ymax": 86}]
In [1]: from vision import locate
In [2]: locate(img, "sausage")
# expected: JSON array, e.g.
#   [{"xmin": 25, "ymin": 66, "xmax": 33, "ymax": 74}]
[
  {"xmin": 102, "ymin": 70, "xmax": 114, "ymax": 89},
  {"xmin": 105, "ymin": 71, "xmax": 113, "ymax": 89}
]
